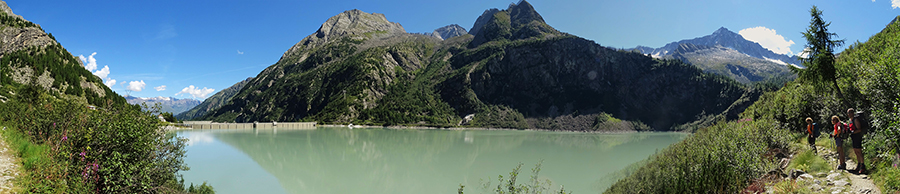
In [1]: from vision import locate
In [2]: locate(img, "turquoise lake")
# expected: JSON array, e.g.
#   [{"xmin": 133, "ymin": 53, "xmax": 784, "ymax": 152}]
[{"xmin": 177, "ymin": 127, "xmax": 688, "ymax": 194}]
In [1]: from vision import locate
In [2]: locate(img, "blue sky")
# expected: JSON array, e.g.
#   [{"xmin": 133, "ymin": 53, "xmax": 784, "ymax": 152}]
[{"xmin": 6, "ymin": 0, "xmax": 899, "ymax": 99}]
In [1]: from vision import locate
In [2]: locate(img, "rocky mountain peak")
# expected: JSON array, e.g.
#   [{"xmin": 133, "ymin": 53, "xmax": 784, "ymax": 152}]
[
  {"xmin": 469, "ymin": 8, "xmax": 500, "ymax": 36},
  {"xmin": 713, "ymin": 27, "xmax": 733, "ymax": 35},
  {"xmin": 311, "ymin": 9, "xmax": 405, "ymax": 42},
  {"xmin": 468, "ymin": 0, "xmax": 560, "ymax": 47},
  {"xmin": 507, "ymin": 0, "xmax": 544, "ymax": 28},
  {"xmin": 631, "ymin": 26, "xmax": 801, "ymax": 67},
  {"xmin": 0, "ymin": 0, "xmax": 56, "ymax": 55},
  {"xmin": 0, "ymin": 1, "xmax": 22, "ymax": 20},
  {"xmin": 431, "ymin": 24, "xmax": 467, "ymax": 40},
  {"xmin": 282, "ymin": 9, "xmax": 406, "ymax": 60}
]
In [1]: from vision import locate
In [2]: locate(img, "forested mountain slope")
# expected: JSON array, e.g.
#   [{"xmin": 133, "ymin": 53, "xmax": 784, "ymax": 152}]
[{"xmin": 203, "ymin": 1, "xmax": 753, "ymax": 131}]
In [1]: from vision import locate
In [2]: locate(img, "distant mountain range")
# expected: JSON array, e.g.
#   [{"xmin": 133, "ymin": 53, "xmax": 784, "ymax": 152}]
[
  {"xmin": 628, "ymin": 27, "xmax": 797, "ymax": 84},
  {"xmin": 124, "ymin": 95, "xmax": 200, "ymax": 114},
  {"xmin": 176, "ymin": 77, "xmax": 253, "ymax": 121},
  {"xmin": 193, "ymin": 0, "xmax": 754, "ymax": 131}
]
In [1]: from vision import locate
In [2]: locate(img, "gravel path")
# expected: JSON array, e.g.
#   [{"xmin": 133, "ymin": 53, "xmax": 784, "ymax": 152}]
[
  {"xmin": 0, "ymin": 127, "xmax": 18, "ymax": 193},
  {"xmin": 774, "ymin": 145, "xmax": 882, "ymax": 194}
]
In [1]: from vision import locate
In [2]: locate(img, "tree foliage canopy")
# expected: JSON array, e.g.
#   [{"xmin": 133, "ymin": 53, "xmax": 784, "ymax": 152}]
[{"xmin": 793, "ymin": 6, "xmax": 846, "ymax": 101}]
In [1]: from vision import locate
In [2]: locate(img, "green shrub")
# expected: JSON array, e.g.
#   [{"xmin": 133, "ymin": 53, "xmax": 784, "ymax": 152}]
[
  {"xmin": 458, "ymin": 161, "xmax": 569, "ymax": 194},
  {"xmin": 605, "ymin": 119, "xmax": 791, "ymax": 193},
  {"xmin": 0, "ymin": 86, "xmax": 211, "ymax": 193}
]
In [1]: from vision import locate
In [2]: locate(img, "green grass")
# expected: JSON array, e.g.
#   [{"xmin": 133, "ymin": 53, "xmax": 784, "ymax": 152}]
[
  {"xmin": 872, "ymin": 163, "xmax": 900, "ymax": 193},
  {"xmin": 0, "ymin": 123, "xmax": 86, "ymax": 193},
  {"xmin": 769, "ymin": 179, "xmax": 814, "ymax": 194},
  {"xmin": 787, "ymin": 149, "xmax": 830, "ymax": 174}
]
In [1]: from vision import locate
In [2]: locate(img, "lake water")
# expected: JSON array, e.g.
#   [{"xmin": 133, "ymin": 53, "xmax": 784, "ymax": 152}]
[{"xmin": 177, "ymin": 127, "xmax": 688, "ymax": 194}]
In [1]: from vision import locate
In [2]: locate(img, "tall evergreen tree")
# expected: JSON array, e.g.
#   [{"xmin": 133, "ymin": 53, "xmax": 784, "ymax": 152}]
[{"xmin": 793, "ymin": 6, "xmax": 846, "ymax": 104}]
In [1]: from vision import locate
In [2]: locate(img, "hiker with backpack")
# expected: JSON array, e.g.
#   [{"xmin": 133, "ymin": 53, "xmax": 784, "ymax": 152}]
[
  {"xmin": 847, "ymin": 108, "xmax": 868, "ymax": 174},
  {"xmin": 830, "ymin": 115, "xmax": 848, "ymax": 170},
  {"xmin": 805, "ymin": 117, "xmax": 819, "ymax": 154}
]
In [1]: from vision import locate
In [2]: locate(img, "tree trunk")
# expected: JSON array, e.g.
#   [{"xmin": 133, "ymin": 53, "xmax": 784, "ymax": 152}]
[{"xmin": 832, "ymin": 79, "xmax": 848, "ymax": 107}]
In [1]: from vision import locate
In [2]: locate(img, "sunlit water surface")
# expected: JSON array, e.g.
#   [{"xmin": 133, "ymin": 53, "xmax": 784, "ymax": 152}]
[{"xmin": 178, "ymin": 127, "xmax": 687, "ymax": 194}]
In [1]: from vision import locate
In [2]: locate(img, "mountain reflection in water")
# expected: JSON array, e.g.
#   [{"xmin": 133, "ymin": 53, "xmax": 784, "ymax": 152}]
[{"xmin": 179, "ymin": 128, "xmax": 687, "ymax": 194}]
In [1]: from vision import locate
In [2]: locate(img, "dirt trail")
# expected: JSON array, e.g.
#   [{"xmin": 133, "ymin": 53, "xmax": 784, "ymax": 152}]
[
  {"xmin": 0, "ymin": 126, "xmax": 18, "ymax": 193},
  {"xmin": 844, "ymin": 160, "xmax": 880, "ymax": 194},
  {"xmin": 808, "ymin": 145, "xmax": 881, "ymax": 194}
]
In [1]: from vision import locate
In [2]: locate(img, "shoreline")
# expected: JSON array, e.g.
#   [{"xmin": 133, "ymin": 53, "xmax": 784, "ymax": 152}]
[{"xmin": 166, "ymin": 122, "xmax": 688, "ymax": 134}]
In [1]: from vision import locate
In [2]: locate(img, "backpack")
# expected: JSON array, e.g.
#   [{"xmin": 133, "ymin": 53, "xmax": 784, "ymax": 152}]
[
  {"xmin": 812, "ymin": 123, "xmax": 821, "ymax": 137},
  {"xmin": 837, "ymin": 123, "xmax": 851, "ymax": 139},
  {"xmin": 853, "ymin": 111, "xmax": 870, "ymax": 134}
]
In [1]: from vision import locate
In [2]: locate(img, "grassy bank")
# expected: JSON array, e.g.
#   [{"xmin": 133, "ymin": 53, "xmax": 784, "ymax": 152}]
[{"xmin": 605, "ymin": 119, "xmax": 791, "ymax": 193}]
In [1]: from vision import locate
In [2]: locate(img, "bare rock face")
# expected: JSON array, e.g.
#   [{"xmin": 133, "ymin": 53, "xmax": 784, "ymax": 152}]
[
  {"xmin": 281, "ymin": 9, "xmax": 406, "ymax": 60},
  {"xmin": 0, "ymin": 0, "xmax": 56, "ymax": 55},
  {"xmin": 0, "ymin": 1, "xmax": 21, "ymax": 20},
  {"xmin": 0, "ymin": 26, "xmax": 56, "ymax": 54},
  {"xmin": 430, "ymin": 24, "xmax": 467, "ymax": 40}
]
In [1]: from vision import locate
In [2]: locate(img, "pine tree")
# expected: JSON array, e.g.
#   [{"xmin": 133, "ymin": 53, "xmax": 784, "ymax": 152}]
[{"xmin": 793, "ymin": 6, "xmax": 846, "ymax": 104}]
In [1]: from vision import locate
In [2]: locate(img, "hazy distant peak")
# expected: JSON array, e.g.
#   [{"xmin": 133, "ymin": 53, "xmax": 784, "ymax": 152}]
[
  {"xmin": 431, "ymin": 24, "xmax": 467, "ymax": 40},
  {"xmin": 713, "ymin": 27, "xmax": 733, "ymax": 35}
]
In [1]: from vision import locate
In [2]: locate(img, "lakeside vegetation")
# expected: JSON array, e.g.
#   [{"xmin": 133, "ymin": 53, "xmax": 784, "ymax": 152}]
[{"xmin": 0, "ymin": 84, "xmax": 213, "ymax": 193}]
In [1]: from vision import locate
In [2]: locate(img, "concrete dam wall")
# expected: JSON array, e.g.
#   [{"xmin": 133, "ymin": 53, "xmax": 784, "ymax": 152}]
[{"xmin": 184, "ymin": 121, "xmax": 316, "ymax": 130}]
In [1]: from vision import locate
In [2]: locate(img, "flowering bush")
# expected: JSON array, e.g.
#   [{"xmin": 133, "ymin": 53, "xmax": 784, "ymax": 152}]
[{"xmin": 0, "ymin": 85, "xmax": 197, "ymax": 193}]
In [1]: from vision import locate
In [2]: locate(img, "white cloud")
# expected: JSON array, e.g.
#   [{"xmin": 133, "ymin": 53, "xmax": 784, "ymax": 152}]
[
  {"xmin": 104, "ymin": 79, "xmax": 117, "ymax": 87},
  {"xmin": 77, "ymin": 52, "xmax": 119, "ymax": 87},
  {"xmin": 894, "ymin": 0, "xmax": 900, "ymax": 8},
  {"xmin": 154, "ymin": 85, "xmax": 167, "ymax": 91},
  {"xmin": 186, "ymin": 132, "xmax": 214, "ymax": 146},
  {"xmin": 176, "ymin": 85, "xmax": 215, "ymax": 99},
  {"xmin": 738, "ymin": 26, "xmax": 796, "ymax": 56},
  {"xmin": 126, "ymin": 80, "xmax": 146, "ymax": 92},
  {"xmin": 237, "ymin": 50, "xmax": 244, "ymax": 55},
  {"xmin": 93, "ymin": 65, "xmax": 110, "ymax": 80},
  {"xmin": 78, "ymin": 52, "xmax": 98, "ymax": 71}
]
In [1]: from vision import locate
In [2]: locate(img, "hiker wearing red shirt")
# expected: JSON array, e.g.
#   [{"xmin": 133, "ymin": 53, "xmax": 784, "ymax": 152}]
[{"xmin": 830, "ymin": 115, "xmax": 847, "ymax": 170}]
